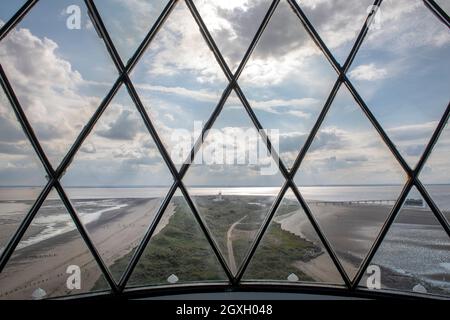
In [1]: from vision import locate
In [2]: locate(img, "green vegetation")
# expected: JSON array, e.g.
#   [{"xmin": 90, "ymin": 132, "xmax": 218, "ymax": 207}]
[
  {"xmin": 244, "ymin": 221, "xmax": 321, "ymax": 281},
  {"xmin": 193, "ymin": 195, "xmax": 273, "ymax": 265},
  {"xmin": 94, "ymin": 197, "xmax": 226, "ymax": 289},
  {"xmin": 94, "ymin": 195, "xmax": 322, "ymax": 289}
]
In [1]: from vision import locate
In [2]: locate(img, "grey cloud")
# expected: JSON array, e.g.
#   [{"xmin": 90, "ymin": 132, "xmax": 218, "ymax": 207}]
[
  {"xmin": 97, "ymin": 110, "xmax": 143, "ymax": 140},
  {"xmin": 211, "ymin": 0, "xmax": 310, "ymax": 64},
  {"xmin": 214, "ymin": 0, "xmax": 365, "ymax": 63},
  {"xmin": 387, "ymin": 127, "xmax": 434, "ymax": 142},
  {"xmin": 121, "ymin": 155, "xmax": 163, "ymax": 167},
  {"xmin": 403, "ymin": 144, "xmax": 425, "ymax": 157},
  {"xmin": 323, "ymin": 156, "xmax": 354, "ymax": 170},
  {"xmin": 344, "ymin": 155, "xmax": 368, "ymax": 162},
  {"xmin": 279, "ymin": 129, "xmax": 345, "ymax": 156},
  {"xmin": 0, "ymin": 142, "xmax": 30, "ymax": 155},
  {"xmin": 0, "ymin": 166, "xmax": 44, "ymax": 186},
  {"xmin": 80, "ymin": 143, "xmax": 96, "ymax": 154},
  {"xmin": 279, "ymin": 132, "xmax": 308, "ymax": 153},
  {"xmin": 0, "ymin": 115, "xmax": 25, "ymax": 143},
  {"xmin": 309, "ymin": 130, "xmax": 346, "ymax": 152},
  {"xmin": 31, "ymin": 121, "xmax": 69, "ymax": 141}
]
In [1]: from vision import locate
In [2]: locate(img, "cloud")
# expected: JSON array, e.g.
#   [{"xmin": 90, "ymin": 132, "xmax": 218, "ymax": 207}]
[
  {"xmin": 0, "ymin": 113, "xmax": 25, "ymax": 143},
  {"xmin": 80, "ymin": 143, "xmax": 96, "ymax": 154},
  {"xmin": 387, "ymin": 121, "xmax": 437, "ymax": 142},
  {"xmin": 96, "ymin": 0, "xmax": 169, "ymax": 59},
  {"xmin": 279, "ymin": 132, "xmax": 308, "ymax": 153},
  {"xmin": 404, "ymin": 144, "xmax": 425, "ymax": 157},
  {"xmin": 138, "ymin": 1, "xmax": 227, "ymax": 84},
  {"xmin": 363, "ymin": 0, "xmax": 450, "ymax": 52},
  {"xmin": 348, "ymin": 63, "xmax": 388, "ymax": 81},
  {"xmin": 194, "ymin": 0, "xmax": 270, "ymax": 68},
  {"xmin": 309, "ymin": 128, "xmax": 347, "ymax": 152},
  {"xmin": 135, "ymin": 82, "xmax": 321, "ymax": 119},
  {"xmin": 0, "ymin": 142, "xmax": 30, "ymax": 155},
  {"xmin": 250, "ymin": 97, "xmax": 320, "ymax": 114},
  {"xmin": 0, "ymin": 24, "xmax": 107, "ymax": 165},
  {"xmin": 134, "ymin": 83, "xmax": 220, "ymax": 103},
  {"xmin": 97, "ymin": 109, "xmax": 143, "ymax": 140}
]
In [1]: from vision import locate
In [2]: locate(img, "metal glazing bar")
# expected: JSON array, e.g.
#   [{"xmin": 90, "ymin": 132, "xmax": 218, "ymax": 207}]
[
  {"xmin": 0, "ymin": 0, "xmax": 39, "ymax": 41},
  {"xmin": 343, "ymin": 78, "xmax": 412, "ymax": 175},
  {"xmin": 178, "ymin": 182, "xmax": 235, "ymax": 282},
  {"xmin": 86, "ymin": 0, "xmax": 235, "ymax": 287},
  {"xmin": 424, "ymin": 0, "xmax": 450, "ymax": 28},
  {"xmin": 234, "ymin": 182, "xmax": 289, "ymax": 282},
  {"xmin": 415, "ymin": 103, "xmax": 449, "ymax": 175},
  {"xmin": 0, "ymin": 65, "xmax": 54, "ymax": 177},
  {"xmin": 118, "ymin": 182, "xmax": 179, "ymax": 290},
  {"xmin": 415, "ymin": 179, "xmax": 450, "ymax": 237},
  {"xmin": 287, "ymin": 0, "xmax": 343, "ymax": 73},
  {"xmin": 54, "ymin": 181, "xmax": 119, "ymax": 293},
  {"xmin": 289, "ymin": 181, "xmax": 352, "ymax": 287},
  {"xmin": 0, "ymin": 0, "xmax": 448, "ymax": 301},
  {"xmin": 342, "ymin": 0, "xmax": 383, "ymax": 73},
  {"xmin": 351, "ymin": 179, "xmax": 414, "ymax": 288},
  {"xmin": 0, "ymin": 179, "xmax": 53, "ymax": 272}
]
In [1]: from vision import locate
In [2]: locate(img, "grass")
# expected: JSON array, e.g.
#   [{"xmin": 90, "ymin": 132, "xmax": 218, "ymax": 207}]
[
  {"xmin": 93, "ymin": 196, "xmax": 322, "ymax": 288},
  {"xmin": 94, "ymin": 197, "xmax": 226, "ymax": 289},
  {"xmin": 193, "ymin": 195, "xmax": 273, "ymax": 259},
  {"xmin": 243, "ymin": 221, "xmax": 321, "ymax": 281}
]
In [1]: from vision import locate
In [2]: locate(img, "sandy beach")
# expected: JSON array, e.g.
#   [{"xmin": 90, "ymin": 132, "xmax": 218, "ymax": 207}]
[
  {"xmin": 0, "ymin": 197, "xmax": 174, "ymax": 299},
  {"xmin": 0, "ymin": 192, "xmax": 448, "ymax": 298}
]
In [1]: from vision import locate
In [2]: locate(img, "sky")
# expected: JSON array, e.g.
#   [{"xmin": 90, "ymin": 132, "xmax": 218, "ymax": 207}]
[{"xmin": 0, "ymin": 0, "xmax": 448, "ymax": 190}]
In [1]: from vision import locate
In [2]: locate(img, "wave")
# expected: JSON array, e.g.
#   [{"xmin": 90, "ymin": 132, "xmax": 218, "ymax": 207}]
[{"xmin": 15, "ymin": 202, "xmax": 129, "ymax": 250}]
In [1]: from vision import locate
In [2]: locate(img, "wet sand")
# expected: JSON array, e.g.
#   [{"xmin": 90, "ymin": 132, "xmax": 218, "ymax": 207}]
[
  {"xmin": 277, "ymin": 203, "xmax": 449, "ymax": 285},
  {"xmin": 0, "ymin": 198, "xmax": 174, "ymax": 299}
]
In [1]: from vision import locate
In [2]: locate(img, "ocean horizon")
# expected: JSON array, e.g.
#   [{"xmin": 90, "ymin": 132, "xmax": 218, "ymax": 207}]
[{"xmin": 1, "ymin": 185, "xmax": 449, "ymax": 211}]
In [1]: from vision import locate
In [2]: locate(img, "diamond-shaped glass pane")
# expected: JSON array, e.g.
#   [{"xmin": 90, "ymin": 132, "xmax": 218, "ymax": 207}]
[
  {"xmin": 244, "ymin": 188, "xmax": 344, "ymax": 284},
  {"xmin": 184, "ymin": 91, "xmax": 285, "ymax": 274},
  {"xmin": 0, "ymin": 1, "xmax": 26, "ymax": 24},
  {"xmin": 0, "ymin": 87, "xmax": 47, "ymax": 256},
  {"xmin": 435, "ymin": 0, "xmax": 450, "ymax": 15},
  {"xmin": 297, "ymin": 0, "xmax": 374, "ymax": 64},
  {"xmin": 0, "ymin": 189, "xmax": 109, "ymax": 299},
  {"xmin": 193, "ymin": 0, "xmax": 272, "ymax": 72},
  {"xmin": 125, "ymin": 189, "xmax": 227, "ymax": 287},
  {"xmin": 348, "ymin": 0, "xmax": 450, "ymax": 168},
  {"xmin": 239, "ymin": 0, "xmax": 337, "ymax": 170},
  {"xmin": 420, "ymin": 121, "xmax": 450, "ymax": 223},
  {"xmin": 0, "ymin": 0, "xmax": 118, "ymax": 168},
  {"xmin": 294, "ymin": 86, "xmax": 407, "ymax": 280},
  {"xmin": 61, "ymin": 86, "xmax": 173, "ymax": 283},
  {"xmin": 94, "ymin": 0, "xmax": 168, "ymax": 62},
  {"xmin": 358, "ymin": 186, "xmax": 450, "ymax": 297},
  {"xmin": 130, "ymin": 0, "xmax": 228, "ymax": 171}
]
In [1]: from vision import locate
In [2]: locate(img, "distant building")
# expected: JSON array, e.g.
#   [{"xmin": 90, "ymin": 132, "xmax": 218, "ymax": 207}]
[{"xmin": 214, "ymin": 191, "xmax": 224, "ymax": 202}]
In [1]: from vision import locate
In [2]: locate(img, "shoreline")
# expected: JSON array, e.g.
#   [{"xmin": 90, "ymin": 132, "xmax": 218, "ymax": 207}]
[
  {"xmin": 0, "ymin": 194, "xmax": 448, "ymax": 298},
  {"xmin": 276, "ymin": 203, "xmax": 450, "ymax": 292},
  {"xmin": 0, "ymin": 197, "xmax": 174, "ymax": 299}
]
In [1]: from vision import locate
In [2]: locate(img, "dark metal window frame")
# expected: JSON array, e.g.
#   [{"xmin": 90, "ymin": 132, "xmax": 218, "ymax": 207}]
[{"xmin": 0, "ymin": 0, "xmax": 448, "ymax": 299}]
